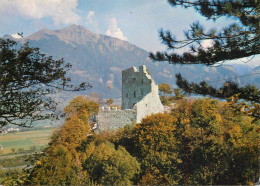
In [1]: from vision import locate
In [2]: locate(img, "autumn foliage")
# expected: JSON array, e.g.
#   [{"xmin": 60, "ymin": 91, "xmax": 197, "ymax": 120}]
[
  {"xmin": 26, "ymin": 96, "xmax": 98, "ymax": 185},
  {"xmin": 16, "ymin": 96, "xmax": 259, "ymax": 185},
  {"xmin": 119, "ymin": 98, "xmax": 258, "ymax": 185}
]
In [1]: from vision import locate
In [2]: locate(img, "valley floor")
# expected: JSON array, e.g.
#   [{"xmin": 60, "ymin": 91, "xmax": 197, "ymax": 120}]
[{"xmin": 0, "ymin": 128, "xmax": 55, "ymax": 169}]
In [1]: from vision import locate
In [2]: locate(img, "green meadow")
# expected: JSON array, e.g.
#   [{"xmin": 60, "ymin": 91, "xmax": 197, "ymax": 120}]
[{"xmin": 0, "ymin": 128, "xmax": 55, "ymax": 155}]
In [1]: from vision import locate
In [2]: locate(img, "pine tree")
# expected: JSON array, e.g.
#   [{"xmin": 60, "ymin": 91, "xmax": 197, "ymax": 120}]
[
  {"xmin": 150, "ymin": 0, "xmax": 259, "ymax": 65},
  {"xmin": 149, "ymin": 0, "xmax": 259, "ymax": 121}
]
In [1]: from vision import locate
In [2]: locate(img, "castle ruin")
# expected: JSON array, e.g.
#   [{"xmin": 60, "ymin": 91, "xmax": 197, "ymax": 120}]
[{"xmin": 96, "ymin": 65, "xmax": 163, "ymax": 131}]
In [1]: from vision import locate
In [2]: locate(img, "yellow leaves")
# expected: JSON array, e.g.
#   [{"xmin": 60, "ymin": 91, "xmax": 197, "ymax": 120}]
[
  {"xmin": 78, "ymin": 110, "xmax": 90, "ymax": 124},
  {"xmin": 135, "ymin": 113, "xmax": 177, "ymax": 153},
  {"xmin": 225, "ymin": 94, "xmax": 259, "ymax": 123},
  {"xmin": 182, "ymin": 118, "xmax": 190, "ymax": 124},
  {"xmin": 176, "ymin": 158, "xmax": 182, "ymax": 164},
  {"xmin": 64, "ymin": 95, "xmax": 99, "ymax": 116},
  {"xmin": 36, "ymin": 160, "xmax": 41, "ymax": 165},
  {"xmin": 64, "ymin": 95, "xmax": 86, "ymax": 113},
  {"xmin": 228, "ymin": 124, "xmax": 243, "ymax": 147},
  {"xmin": 86, "ymin": 142, "xmax": 113, "ymax": 161},
  {"xmin": 27, "ymin": 96, "xmax": 259, "ymax": 185},
  {"xmin": 51, "ymin": 95, "xmax": 98, "ymax": 152},
  {"xmin": 83, "ymin": 142, "xmax": 140, "ymax": 185},
  {"xmin": 106, "ymin": 98, "xmax": 114, "ymax": 105},
  {"xmin": 139, "ymin": 171, "xmax": 156, "ymax": 185},
  {"xmin": 253, "ymin": 103, "xmax": 259, "ymax": 109},
  {"xmin": 141, "ymin": 113, "xmax": 176, "ymax": 126},
  {"xmin": 214, "ymin": 113, "xmax": 222, "ymax": 124},
  {"xmin": 159, "ymin": 83, "xmax": 172, "ymax": 95}
]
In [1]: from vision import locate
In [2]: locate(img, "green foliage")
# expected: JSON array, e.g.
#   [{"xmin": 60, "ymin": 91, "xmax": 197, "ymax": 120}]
[
  {"xmin": 0, "ymin": 139, "xmax": 34, "ymax": 148},
  {"xmin": 150, "ymin": 0, "xmax": 259, "ymax": 121},
  {"xmin": 111, "ymin": 123, "xmax": 137, "ymax": 156},
  {"xmin": 0, "ymin": 155, "xmax": 28, "ymax": 168},
  {"xmin": 159, "ymin": 83, "xmax": 173, "ymax": 105},
  {"xmin": 173, "ymin": 88, "xmax": 185, "ymax": 100},
  {"xmin": 135, "ymin": 113, "xmax": 177, "ymax": 155},
  {"xmin": 170, "ymin": 98, "xmax": 259, "ymax": 185},
  {"xmin": 138, "ymin": 151, "xmax": 182, "ymax": 185},
  {"xmin": 190, "ymin": 98, "xmax": 221, "ymax": 130},
  {"xmin": 159, "ymin": 83, "xmax": 185, "ymax": 105},
  {"xmin": 0, "ymin": 168, "xmax": 29, "ymax": 185},
  {"xmin": 159, "ymin": 83, "xmax": 172, "ymax": 96},
  {"xmin": 176, "ymin": 74, "xmax": 259, "ymax": 103},
  {"xmin": 28, "ymin": 145, "xmax": 84, "ymax": 185},
  {"xmin": 134, "ymin": 113, "xmax": 182, "ymax": 184},
  {"xmin": 150, "ymin": 0, "xmax": 259, "ymax": 65},
  {"xmin": 176, "ymin": 74, "xmax": 260, "ymax": 122},
  {"xmin": 0, "ymin": 39, "xmax": 90, "ymax": 127},
  {"xmin": 83, "ymin": 141, "xmax": 140, "ymax": 185},
  {"xmin": 0, "ymin": 128, "xmax": 53, "ymax": 156},
  {"xmin": 159, "ymin": 96, "xmax": 172, "ymax": 105}
]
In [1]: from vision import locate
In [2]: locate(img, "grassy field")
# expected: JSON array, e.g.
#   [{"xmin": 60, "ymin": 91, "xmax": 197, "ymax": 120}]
[{"xmin": 0, "ymin": 128, "xmax": 56, "ymax": 155}]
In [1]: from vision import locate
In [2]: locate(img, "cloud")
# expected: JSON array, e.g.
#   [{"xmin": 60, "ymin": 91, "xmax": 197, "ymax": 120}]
[
  {"xmin": 105, "ymin": 18, "xmax": 127, "ymax": 41},
  {"xmin": 11, "ymin": 33, "xmax": 22, "ymax": 39},
  {"xmin": 86, "ymin": 10, "xmax": 100, "ymax": 33},
  {"xmin": 86, "ymin": 11, "xmax": 95, "ymax": 24},
  {"xmin": 109, "ymin": 66, "xmax": 122, "ymax": 73},
  {"xmin": 0, "ymin": 0, "xmax": 80, "ymax": 25},
  {"xmin": 106, "ymin": 74, "xmax": 114, "ymax": 89},
  {"xmin": 227, "ymin": 55, "xmax": 260, "ymax": 67},
  {"xmin": 201, "ymin": 39, "xmax": 213, "ymax": 49}
]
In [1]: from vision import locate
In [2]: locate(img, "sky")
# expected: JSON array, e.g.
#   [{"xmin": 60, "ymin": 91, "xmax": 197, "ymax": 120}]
[{"xmin": 0, "ymin": 0, "xmax": 259, "ymax": 66}]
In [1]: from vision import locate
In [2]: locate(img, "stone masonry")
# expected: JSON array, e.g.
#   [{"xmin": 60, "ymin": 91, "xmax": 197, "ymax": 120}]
[{"xmin": 96, "ymin": 65, "xmax": 164, "ymax": 131}]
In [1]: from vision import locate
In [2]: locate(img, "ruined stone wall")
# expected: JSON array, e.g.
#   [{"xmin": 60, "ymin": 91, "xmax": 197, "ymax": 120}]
[
  {"xmin": 97, "ymin": 65, "xmax": 163, "ymax": 131},
  {"xmin": 134, "ymin": 90, "xmax": 164, "ymax": 123},
  {"xmin": 122, "ymin": 65, "xmax": 152, "ymax": 110},
  {"xmin": 122, "ymin": 65, "xmax": 164, "ymax": 123},
  {"xmin": 96, "ymin": 109, "xmax": 136, "ymax": 131}
]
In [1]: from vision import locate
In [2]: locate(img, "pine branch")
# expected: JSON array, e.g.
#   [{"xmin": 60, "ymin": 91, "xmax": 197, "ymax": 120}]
[
  {"xmin": 151, "ymin": 0, "xmax": 260, "ymax": 66},
  {"xmin": 175, "ymin": 73, "xmax": 260, "ymax": 122},
  {"xmin": 175, "ymin": 73, "xmax": 260, "ymax": 104}
]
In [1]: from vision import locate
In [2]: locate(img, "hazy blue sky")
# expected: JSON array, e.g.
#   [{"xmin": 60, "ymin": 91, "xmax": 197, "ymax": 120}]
[{"xmin": 0, "ymin": 0, "xmax": 259, "ymax": 65}]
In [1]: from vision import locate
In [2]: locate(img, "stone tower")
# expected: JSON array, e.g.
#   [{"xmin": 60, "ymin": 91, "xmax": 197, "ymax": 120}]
[
  {"xmin": 97, "ymin": 65, "xmax": 164, "ymax": 131},
  {"xmin": 122, "ymin": 65, "xmax": 164, "ymax": 122}
]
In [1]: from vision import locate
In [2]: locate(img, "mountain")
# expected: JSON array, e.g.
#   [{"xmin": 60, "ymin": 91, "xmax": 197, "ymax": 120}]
[
  {"xmin": 247, "ymin": 66, "xmax": 260, "ymax": 87},
  {"xmin": 227, "ymin": 64, "xmax": 260, "ymax": 87},
  {"xmin": 13, "ymin": 24, "xmax": 256, "ymax": 98},
  {"xmin": 229, "ymin": 64, "xmax": 255, "ymax": 75}
]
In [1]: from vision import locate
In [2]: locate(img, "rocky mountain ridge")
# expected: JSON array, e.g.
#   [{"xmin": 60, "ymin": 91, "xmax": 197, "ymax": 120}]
[{"xmin": 4, "ymin": 24, "xmax": 259, "ymax": 98}]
